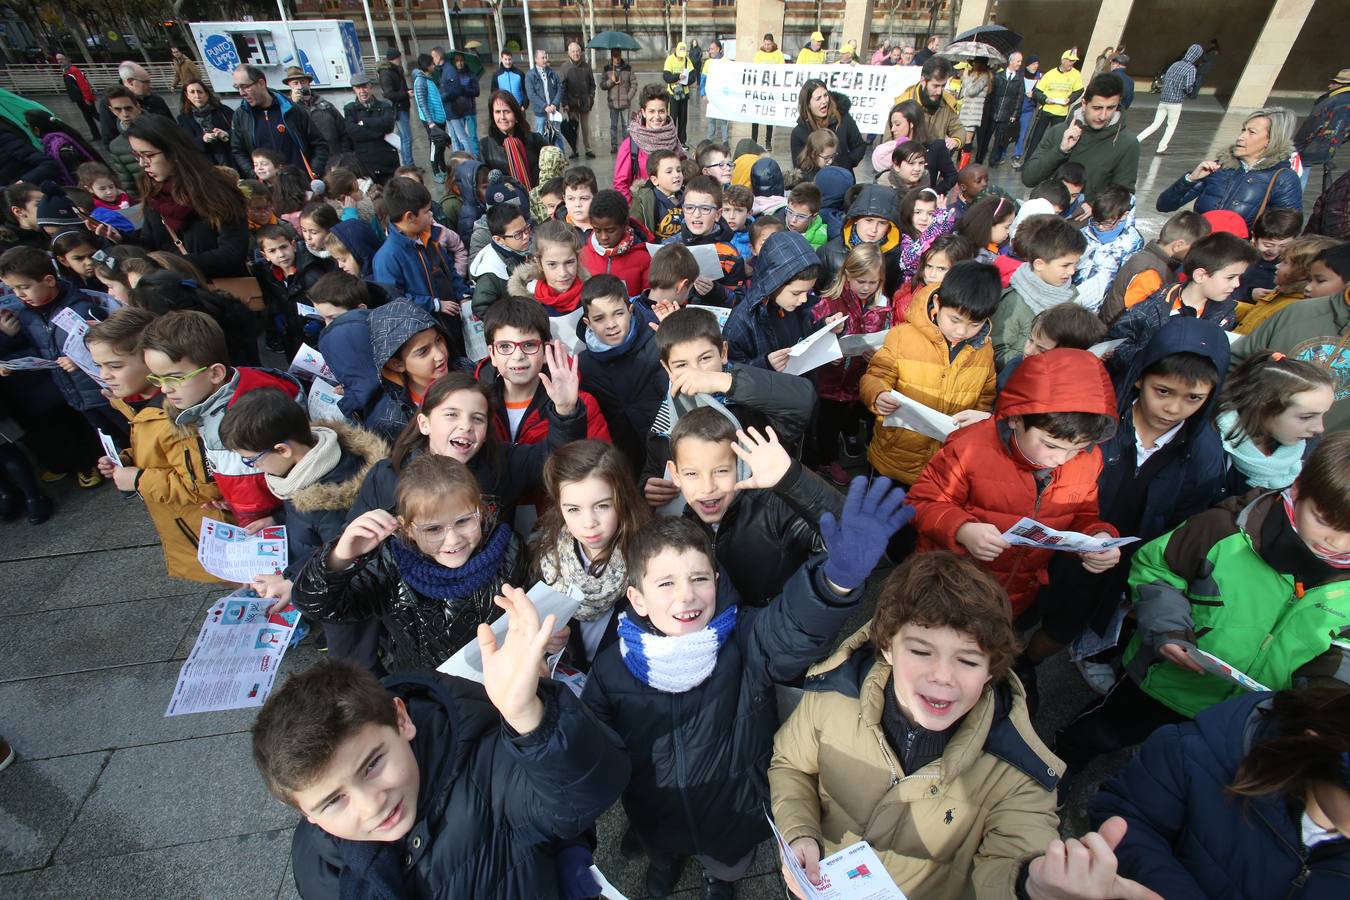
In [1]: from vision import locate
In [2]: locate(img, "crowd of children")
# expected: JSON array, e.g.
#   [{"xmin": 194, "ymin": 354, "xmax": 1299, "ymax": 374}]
[{"xmin": 3, "ymin": 80, "xmax": 1350, "ymax": 900}]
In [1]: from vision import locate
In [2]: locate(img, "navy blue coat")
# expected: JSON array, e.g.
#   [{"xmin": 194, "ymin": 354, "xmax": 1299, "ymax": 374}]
[
  {"xmin": 1157, "ymin": 158, "xmax": 1304, "ymax": 227},
  {"xmin": 723, "ymin": 296, "xmax": 819, "ymax": 371},
  {"xmin": 577, "ymin": 307, "xmax": 666, "ymax": 475},
  {"xmin": 441, "ymin": 65, "xmax": 481, "ymax": 120},
  {"xmin": 1089, "ymin": 691, "xmax": 1350, "ymax": 898},
  {"xmin": 317, "ymin": 307, "xmax": 381, "ymax": 420},
  {"xmin": 0, "ymin": 280, "xmax": 111, "ymax": 411}
]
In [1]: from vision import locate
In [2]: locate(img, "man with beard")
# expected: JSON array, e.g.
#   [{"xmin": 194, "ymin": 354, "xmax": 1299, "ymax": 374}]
[
  {"xmin": 893, "ymin": 57, "xmax": 965, "ymax": 152},
  {"xmin": 1022, "ymin": 74, "xmax": 1140, "ymax": 203}
]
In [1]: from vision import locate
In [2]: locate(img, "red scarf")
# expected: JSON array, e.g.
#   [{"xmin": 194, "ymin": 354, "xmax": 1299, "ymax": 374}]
[
  {"xmin": 1281, "ymin": 487, "xmax": 1350, "ymax": 569},
  {"xmin": 534, "ymin": 277, "xmax": 584, "ymax": 314},
  {"xmin": 145, "ymin": 189, "xmax": 193, "ymax": 234},
  {"xmin": 590, "ymin": 226, "xmax": 639, "ymax": 258},
  {"xmin": 504, "ymin": 135, "xmax": 533, "ymax": 190}
]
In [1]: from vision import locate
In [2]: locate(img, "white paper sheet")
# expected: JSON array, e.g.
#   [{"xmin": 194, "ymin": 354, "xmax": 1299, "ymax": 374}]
[
  {"xmin": 296, "ymin": 302, "xmax": 321, "ymax": 319},
  {"xmin": 164, "ymin": 589, "xmax": 299, "ymax": 716},
  {"xmin": 645, "ymin": 242, "xmax": 725, "ymax": 281},
  {"xmin": 98, "ymin": 429, "xmax": 123, "ymax": 466},
  {"xmin": 655, "ymin": 460, "xmax": 687, "ymax": 516},
  {"xmin": 1184, "ymin": 647, "xmax": 1271, "ymax": 692},
  {"xmin": 0, "ymin": 356, "xmax": 60, "ymax": 371},
  {"xmin": 549, "ymin": 307, "xmax": 586, "ymax": 352},
  {"xmin": 767, "ymin": 814, "xmax": 907, "ymax": 899},
  {"xmin": 437, "ymin": 582, "xmax": 581, "ymax": 680},
  {"xmin": 587, "ymin": 865, "xmax": 629, "ymax": 900},
  {"xmin": 288, "ymin": 343, "xmax": 336, "ymax": 382},
  {"xmin": 52, "ymin": 307, "xmax": 106, "ymax": 385},
  {"xmin": 118, "ymin": 203, "xmax": 145, "ymax": 229},
  {"xmin": 881, "ymin": 391, "xmax": 958, "ymax": 441},
  {"xmin": 308, "ymin": 378, "xmax": 346, "ymax": 422},
  {"xmin": 462, "ymin": 299, "xmax": 489, "ymax": 361},
  {"xmin": 196, "ymin": 518, "xmax": 289, "ymax": 583},
  {"xmin": 1087, "ymin": 338, "xmax": 1124, "ymax": 358},
  {"xmin": 1226, "ymin": 329, "xmax": 1243, "ymax": 345},
  {"xmin": 1000, "ymin": 517, "xmax": 1140, "ymax": 552},
  {"xmin": 838, "ymin": 331, "xmax": 887, "ymax": 357},
  {"xmin": 783, "ymin": 319, "xmax": 844, "ymax": 376},
  {"xmin": 687, "ymin": 304, "xmax": 733, "ymax": 329}
]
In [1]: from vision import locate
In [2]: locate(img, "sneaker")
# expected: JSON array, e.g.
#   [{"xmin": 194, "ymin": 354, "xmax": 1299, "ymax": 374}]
[
  {"xmin": 0, "ymin": 491, "xmax": 21, "ymax": 521},
  {"xmin": 1075, "ymin": 657, "xmax": 1118, "ymax": 695},
  {"xmin": 0, "ymin": 737, "xmax": 14, "ymax": 772},
  {"xmin": 1012, "ymin": 156, "xmax": 1024, "ymax": 169},
  {"xmin": 701, "ymin": 872, "xmax": 735, "ymax": 899},
  {"xmin": 823, "ymin": 462, "xmax": 851, "ymax": 486},
  {"xmin": 39, "ymin": 470, "xmax": 68, "ymax": 483},
  {"xmin": 839, "ymin": 432, "xmax": 864, "ymax": 460},
  {"xmin": 76, "ymin": 469, "xmax": 103, "ymax": 489},
  {"xmin": 1155, "ymin": 148, "xmax": 1168, "ymax": 155},
  {"xmin": 433, "ymin": 171, "xmax": 447, "ymax": 183},
  {"xmin": 644, "ymin": 857, "xmax": 686, "ymax": 898},
  {"xmin": 585, "ymin": 150, "xmax": 596, "ymax": 159},
  {"xmin": 569, "ymin": 151, "xmax": 579, "ymax": 160},
  {"xmin": 26, "ymin": 496, "xmax": 53, "ymax": 525}
]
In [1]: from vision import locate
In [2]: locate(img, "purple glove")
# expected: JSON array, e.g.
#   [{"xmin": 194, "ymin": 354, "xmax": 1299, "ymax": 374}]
[{"xmin": 822, "ymin": 476, "xmax": 914, "ymax": 591}]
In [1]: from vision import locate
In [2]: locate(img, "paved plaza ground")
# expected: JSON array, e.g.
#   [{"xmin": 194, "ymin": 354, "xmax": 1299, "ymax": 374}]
[{"xmin": 0, "ymin": 90, "xmax": 1324, "ymax": 898}]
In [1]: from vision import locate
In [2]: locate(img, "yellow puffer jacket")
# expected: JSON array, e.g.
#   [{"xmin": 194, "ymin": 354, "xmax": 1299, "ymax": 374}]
[
  {"xmin": 859, "ymin": 286, "xmax": 996, "ymax": 484},
  {"xmin": 770, "ymin": 624, "xmax": 1062, "ymax": 900},
  {"xmin": 1234, "ymin": 289, "xmax": 1305, "ymax": 335},
  {"xmin": 114, "ymin": 397, "xmax": 229, "ymax": 583}
]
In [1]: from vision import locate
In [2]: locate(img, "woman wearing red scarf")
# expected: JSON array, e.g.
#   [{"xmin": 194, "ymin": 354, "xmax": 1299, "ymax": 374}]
[
  {"xmin": 480, "ymin": 91, "xmax": 547, "ymax": 189},
  {"xmin": 124, "ymin": 116, "xmax": 249, "ymax": 278},
  {"xmin": 504, "ymin": 220, "xmax": 591, "ymax": 315}
]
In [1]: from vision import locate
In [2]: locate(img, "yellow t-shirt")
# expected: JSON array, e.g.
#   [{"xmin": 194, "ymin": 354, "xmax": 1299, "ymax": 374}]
[
  {"xmin": 755, "ymin": 50, "xmax": 786, "ymax": 65},
  {"xmin": 796, "ymin": 47, "xmax": 827, "ymax": 66},
  {"xmin": 1037, "ymin": 66, "xmax": 1084, "ymax": 117}
]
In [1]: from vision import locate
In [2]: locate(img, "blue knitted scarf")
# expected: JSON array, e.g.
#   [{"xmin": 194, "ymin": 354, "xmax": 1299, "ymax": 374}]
[
  {"xmin": 617, "ymin": 605, "xmax": 738, "ymax": 693},
  {"xmin": 388, "ymin": 523, "xmax": 513, "ymax": 600}
]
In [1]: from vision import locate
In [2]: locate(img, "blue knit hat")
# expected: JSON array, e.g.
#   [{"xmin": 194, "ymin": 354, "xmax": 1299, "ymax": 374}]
[{"xmin": 746, "ymin": 231, "xmax": 818, "ymax": 306}]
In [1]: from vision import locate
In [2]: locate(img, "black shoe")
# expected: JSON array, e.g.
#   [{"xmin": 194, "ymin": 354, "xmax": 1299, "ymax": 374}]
[
  {"xmin": 618, "ymin": 824, "xmax": 642, "ymax": 859},
  {"xmin": 701, "ymin": 873, "xmax": 735, "ymax": 899},
  {"xmin": 585, "ymin": 150, "xmax": 596, "ymax": 159},
  {"xmin": 569, "ymin": 151, "xmax": 580, "ymax": 160},
  {"xmin": 0, "ymin": 491, "xmax": 21, "ymax": 522},
  {"xmin": 26, "ymin": 495, "xmax": 53, "ymax": 525},
  {"xmin": 644, "ymin": 857, "xmax": 686, "ymax": 898}
]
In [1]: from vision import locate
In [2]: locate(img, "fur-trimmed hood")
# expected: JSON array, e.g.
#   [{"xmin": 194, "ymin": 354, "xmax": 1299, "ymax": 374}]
[
  {"xmin": 505, "ymin": 258, "xmax": 591, "ymax": 298},
  {"xmin": 286, "ymin": 421, "xmax": 389, "ymax": 514}
]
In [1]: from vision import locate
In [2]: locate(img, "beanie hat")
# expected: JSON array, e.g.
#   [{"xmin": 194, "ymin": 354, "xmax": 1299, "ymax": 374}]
[
  {"xmin": 35, "ymin": 183, "xmax": 84, "ymax": 228},
  {"xmin": 484, "ymin": 174, "xmax": 532, "ymax": 218},
  {"xmin": 746, "ymin": 231, "xmax": 819, "ymax": 305},
  {"xmin": 385, "ymin": 47, "xmax": 401, "ymax": 61}
]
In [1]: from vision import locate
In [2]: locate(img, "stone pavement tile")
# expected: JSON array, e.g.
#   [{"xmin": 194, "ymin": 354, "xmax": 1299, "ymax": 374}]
[
  {"xmin": 0, "ymin": 660, "xmax": 257, "ymax": 761},
  {"xmin": 0, "ymin": 871, "xmax": 34, "ymax": 896},
  {"xmin": 277, "ymin": 856, "xmax": 300, "ymax": 900},
  {"xmin": 0, "ymin": 487, "xmax": 114, "ymax": 564},
  {"xmin": 0, "ymin": 751, "xmax": 107, "ymax": 874},
  {"xmin": 56, "ymin": 732, "xmax": 298, "ymax": 862},
  {"xmin": 50, "ymin": 544, "xmax": 214, "ymax": 608},
  {"xmin": 26, "ymin": 828, "xmax": 292, "ymax": 900},
  {"xmin": 170, "ymin": 591, "xmax": 229, "ymax": 660},
  {"xmin": 0, "ymin": 592, "xmax": 205, "ymax": 682},
  {"xmin": 0, "ymin": 555, "xmax": 78, "ymax": 617}
]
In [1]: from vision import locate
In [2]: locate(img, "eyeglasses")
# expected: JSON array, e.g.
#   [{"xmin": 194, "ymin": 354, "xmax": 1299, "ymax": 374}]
[
  {"xmin": 682, "ymin": 203, "xmax": 718, "ymax": 216},
  {"xmin": 408, "ymin": 511, "xmax": 482, "ymax": 542},
  {"xmin": 503, "ymin": 222, "xmax": 533, "ymax": 242},
  {"xmin": 233, "ymin": 79, "xmax": 261, "ymax": 91},
  {"xmin": 146, "ymin": 365, "xmax": 209, "ymax": 389},
  {"xmin": 131, "ymin": 149, "xmax": 164, "ymax": 164},
  {"xmin": 492, "ymin": 339, "xmax": 543, "ymax": 356},
  {"xmin": 816, "ymin": 153, "xmax": 837, "ymax": 164},
  {"xmin": 784, "ymin": 208, "xmax": 813, "ymax": 224},
  {"xmin": 240, "ymin": 446, "xmax": 281, "ymax": 469},
  {"xmin": 703, "ymin": 160, "xmax": 732, "ymax": 170}
]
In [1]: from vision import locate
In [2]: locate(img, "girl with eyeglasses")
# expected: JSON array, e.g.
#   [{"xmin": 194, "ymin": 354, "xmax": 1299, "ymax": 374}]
[
  {"xmin": 294, "ymin": 453, "xmax": 529, "ymax": 673},
  {"xmin": 785, "ymin": 128, "xmax": 838, "ymax": 190}
]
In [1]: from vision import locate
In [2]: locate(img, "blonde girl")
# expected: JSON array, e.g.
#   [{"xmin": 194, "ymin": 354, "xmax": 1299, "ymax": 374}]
[
  {"xmin": 531, "ymin": 440, "xmax": 650, "ymax": 669},
  {"xmin": 1235, "ymin": 235, "xmax": 1342, "ymax": 335},
  {"xmin": 1217, "ymin": 350, "xmax": 1335, "ymax": 494}
]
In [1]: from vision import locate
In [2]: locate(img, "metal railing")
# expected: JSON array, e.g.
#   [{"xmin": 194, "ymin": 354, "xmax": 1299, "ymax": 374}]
[{"xmin": 0, "ymin": 58, "xmax": 393, "ymax": 96}]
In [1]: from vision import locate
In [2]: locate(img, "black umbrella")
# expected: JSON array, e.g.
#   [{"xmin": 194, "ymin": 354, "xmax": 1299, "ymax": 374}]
[{"xmin": 950, "ymin": 24, "xmax": 1023, "ymax": 59}]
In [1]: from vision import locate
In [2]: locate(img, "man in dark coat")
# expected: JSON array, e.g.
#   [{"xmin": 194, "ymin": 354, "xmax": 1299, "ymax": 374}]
[
  {"xmin": 229, "ymin": 65, "xmax": 330, "ymax": 177},
  {"xmin": 284, "ymin": 66, "xmax": 351, "ymax": 168},
  {"xmin": 378, "ymin": 47, "xmax": 413, "ymax": 166},
  {"xmin": 560, "ymin": 40, "xmax": 597, "ymax": 160},
  {"xmin": 343, "ymin": 73, "xmax": 399, "ymax": 182},
  {"xmin": 986, "ymin": 50, "xmax": 1027, "ymax": 166},
  {"xmin": 55, "ymin": 52, "xmax": 99, "ymax": 140}
]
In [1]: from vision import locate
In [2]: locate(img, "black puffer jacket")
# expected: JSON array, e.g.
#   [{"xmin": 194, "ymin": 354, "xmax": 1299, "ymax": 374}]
[
  {"xmin": 344, "ymin": 96, "xmax": 400, "ymax": 180},
  {"xmin": 291, "ymin": 670, "xmax": 630, "ymax": 899},
  {"xmin": 789, "ymin": 91, "xmax": 867, "ymax": 172},
  {"xmin": 177, "ymin": 104, "xmax": 235, "ymax": 168},
  {"xmin": 581, "ymin": 559, "xmax": 862, "ymax": 865},
  {"xmin": 293, "ymin": 526, "xmax": 527, "ymax": 673},
  {"xmin": 578, "ymin": 308, "xmax": 667, "ymax": 476},
  {"xmin": 140, "ymin": 200, "xmax": 250, "ymax": 278},
  {"xmin": 685, "ymin": 460, "xmax": 843, "ymax": 605}
]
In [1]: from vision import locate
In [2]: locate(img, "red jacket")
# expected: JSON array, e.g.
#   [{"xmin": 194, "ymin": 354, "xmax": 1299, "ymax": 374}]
[
  {"xmin": 906, "ymin": 349, "xmax": 1118, "ymax": 615},
  {"xmin": 579, "ymin": 219, "xmax": 653, "ymax": 298},
  {"xmin": 474, "ymin": 360, "xmax": 611, "ymax": 446}
]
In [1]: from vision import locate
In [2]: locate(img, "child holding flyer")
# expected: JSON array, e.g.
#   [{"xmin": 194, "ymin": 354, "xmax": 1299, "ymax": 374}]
[
  {"xmin": 88, "ymin": 308, "xmax": 225, "ymax": 582},
  {"xmin": 1055, "ymin": 432, "xmax": 1350, "ymax": 773},
  {"xmin": 722, "ymin": 231, "xmax": 823, "ymax": 372}
]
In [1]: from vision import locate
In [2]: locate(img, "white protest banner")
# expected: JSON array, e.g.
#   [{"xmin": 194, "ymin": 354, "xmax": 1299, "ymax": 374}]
[{"xmin": 706, "ymin": 62, "xmax": 921, "ymax": 130}]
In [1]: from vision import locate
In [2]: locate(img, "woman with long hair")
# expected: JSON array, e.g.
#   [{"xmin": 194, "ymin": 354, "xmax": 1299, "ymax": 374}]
[
  {"xmin": 176, "ymin": 78, "xmax": 234, "ymax": 169},
  {"xmin": 23, "ymin": 109, "xmax": 104, "ymax": 184},
  {"xmin": 957, "ymin": 58, "xmax": 992, "ymax": 159},
  {"xmin": 1090, "ymin": 687, "xmax": 1350, "ymax": 895},
  {"xmin": 1157, "ymin": 106, "xmax": 1305, "ymax": 228},
  {"xmin": 789, "ymin": 78, "xmax": 866, "ymax": 172},
  {"xmin": 479, "ymin": 90, "xmax": 547, "ymax": 188},
  {"xmin": 124, "ymin": 114, "xmax": 248, "ymax": 278},
  {"xmin": 870, "ymin": 100, "xmax": 958, "ymax": 192}
]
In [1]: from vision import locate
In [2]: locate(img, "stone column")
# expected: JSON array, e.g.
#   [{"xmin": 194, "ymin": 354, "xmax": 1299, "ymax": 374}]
[
  {"xmin": 954, "ymin": 0, "xmax": 995, "ymax": 36},
  {"xmin": 1083, "ymin": 0, "xmax": 1135, "ymax": 77},
  {"xmin": 841, "ymin": 0, "xmax": 876, "ymax": 58},
  {"xmin": 1227, "ymin": 0, "xmax": 1316, "ymax": 110},
  {"xmin": 735, "ymin": 0, "xmax": 786, "ymax": 63}
]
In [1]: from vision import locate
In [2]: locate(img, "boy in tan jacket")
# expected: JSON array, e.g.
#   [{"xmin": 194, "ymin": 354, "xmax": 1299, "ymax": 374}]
[{"xmin": 769, "ymin": 552, "xmax": 1161, "ymax": 900}]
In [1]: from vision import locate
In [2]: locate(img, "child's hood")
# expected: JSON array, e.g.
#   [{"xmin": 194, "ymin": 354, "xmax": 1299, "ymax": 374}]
[
  {"xmin": 816, "ymin": 166, "xmax": 855, "ymax": 211},
  {"xmin": 843, "ymin": 184, "xmax": 902, "ymax": 251},
  {"xmin": 173, "ymin": 366, "xmax": 302, "ymax": 426},
  {"xmin": 453, "ymin": 158, "xmax": 484, "ymax": 204},
  {"xmin": 995, "ymin": 347, "xmax": 1115, "ymax": 423},
  {"xmin": 286, "ymin": 422, "xmax": 390, "ymax": 514},
  {"xmin": 331, "ymin": 219, "xmax": 384, "ymax": 274},
  {"xmin": 1115, "ymin": 316, "xmax": 1230, "ymax": 423},
  {"xmin": 750, "ymin": 156, "xmax": 785, "ymax": 198},
  {"xmin": 368, "ymin": 299, "xmax": 441, "ymax": 371}
]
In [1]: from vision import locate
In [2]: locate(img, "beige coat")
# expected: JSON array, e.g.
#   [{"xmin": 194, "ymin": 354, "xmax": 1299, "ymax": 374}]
[{"xmin": 769, "ymin": 624, "xmax": 1062, "ymax": 900}]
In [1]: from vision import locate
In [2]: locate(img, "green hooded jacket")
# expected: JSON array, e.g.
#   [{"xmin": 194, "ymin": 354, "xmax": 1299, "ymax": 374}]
[{"xmin": 1020, "ymin": 109, "xmax": 1140, "ymax": 203}]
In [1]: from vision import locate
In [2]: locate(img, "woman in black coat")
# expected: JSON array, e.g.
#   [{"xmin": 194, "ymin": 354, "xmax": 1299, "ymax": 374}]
[
  {"xmin": 479, "ymin": 90, "xmax": 547, "ymax": 187},
  {"xmin": 175, "ymin": 78, "xmax": 235, "ymax": 169},
  {"xmin": 124, "ymin": 115, "xmax": 249, "ymax": 278},
  {"xmin": 789, "ymin": 79, "xmax": 867, "ymax": 172}
]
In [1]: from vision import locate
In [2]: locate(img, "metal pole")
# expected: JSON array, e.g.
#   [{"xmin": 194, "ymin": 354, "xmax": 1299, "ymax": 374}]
[
  {"xmin": 522, "ymin": 0, "xmax": 535, "ymax": 65},
  {"xmin": 275, "ymin": 0, "xmax": 298, "ymax": 66},
  {"xmin": 359, "ymin": 0, "xmax": 380, "ymax": 61},
  {"xmin": 441, "ymin": 0, "xmax": 456, "ymax": 50}
]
